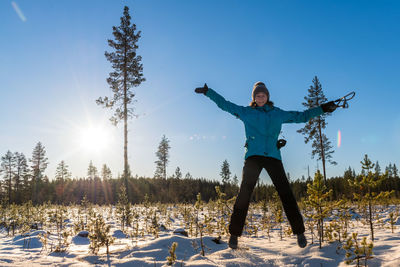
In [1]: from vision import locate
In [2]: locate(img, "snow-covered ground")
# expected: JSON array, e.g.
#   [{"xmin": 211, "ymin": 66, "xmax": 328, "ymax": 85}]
[{"xmin": 1, "ymin": 204, "xmax": 400, "ymax": 266}]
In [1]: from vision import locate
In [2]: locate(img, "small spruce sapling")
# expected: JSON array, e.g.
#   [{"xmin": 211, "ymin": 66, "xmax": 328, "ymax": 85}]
[
  {"xmin": 260, "ymin": 199, "xmax": 272, "ymax": 241},
  {"xmin": 349, "ymin": 155, "xmax": 394, "ymax": 241},
  {"xmin": 194, "ymin": 193, "xmax": 206, "ymax": 256},
  {"xmin": 116, "ymin": 184, "xmax": 132, "ymax": 232},
  {"xmin": 336, "ymin": 199, "xmax": 352, "ymax": 242},
  {"xmin": 303, "ymin": 202, "xmax": 317, "ymax": 245},
  {"xmin": 88, "ymin": 213, "xmax": 115, "ymax": 255},
  {"xmin": 343, "ymin": 232, "xmax": 373, "ymax": 267},
  {"xmin": 74, "ymin": 207, "xmax": 85, "ymax": 234},
  {"xmin": 80, "ymin": 195, "xmax": 90, "ymax": 226},
  {"xmin": 271, "ymin": 192, "xmax": 284, "ymax": 240},
  {"xmin": 151, "ymin": 210, "xmax": 159, "ymax": 238},
  {"xmin": 388, "ymin": 211, "xmax": 399, "ymax": 233},
  {"xmin": 166, "ymin": 242, "xmax": 178, "ymax": 265},
  {"xmin": 39, "ymin": 231, "xmax": 49, "ymax": 252},
  {"xmin": 306, "ymin": 170, "xmax": 332, "ymax": 249},
  {"xmin": 215, "ymin": 186, "xmax": 229, "ymax": 237}
]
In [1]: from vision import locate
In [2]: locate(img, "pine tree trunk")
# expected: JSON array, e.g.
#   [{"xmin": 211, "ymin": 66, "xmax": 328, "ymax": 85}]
[
  {"xmin": 124, "ymin": 100, "xmax": 128, "ymax": 181},
  {"xmin": 32, "ymin": 170, "xmax": 38, "ymax": 205},
  {"xmin": 318, "ymin": 220, "xmax": 322, "ymax": 249},
  {"xmin": 164, "ymin": 160, "xmax": 166, "ymax": 179},
  {"xmin": 317, "ymin": 120, "xmax": 327, "ymax": 184},
  {"xmin": 200, "ymin": 228, "xmax": 205, "ymax": 256},
  {"xmin": 368, "ymin": 197, "xmax": 374, "ymax": 241},
  {"xmin": 319, "ymin": 205, "xmax": 324, "ymax": 243},
  {"xmin": 124, "ymin": 103, "xmax": 128, "ymax": 181},
  {"xmin": 123, "ymin": 47, "xmax": 130, "ymax": 200},
  {"xmin": 15, "ymin": 169, "xmax": 20, "ymax": 204},
  {"xmin": 8, "ymin": 171, "xmax": 11, "ymax": 205},
  {"xmin": 31, "ymin": 178, "xmax": 35, "ymax": 205},
  {"xmin": 35, "ymin": 158, "xmax": 41, "ymax": 204}
]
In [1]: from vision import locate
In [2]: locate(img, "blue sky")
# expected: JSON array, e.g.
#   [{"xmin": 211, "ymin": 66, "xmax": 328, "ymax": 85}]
[{"xmin": 1, "ymin": 0, "xmax": 399, "ymax": 183}]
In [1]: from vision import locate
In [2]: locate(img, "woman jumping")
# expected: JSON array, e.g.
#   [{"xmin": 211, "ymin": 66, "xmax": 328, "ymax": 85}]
[{"xmin": 195, "ymin": 82, "xmax": 337, "ymax": 248}]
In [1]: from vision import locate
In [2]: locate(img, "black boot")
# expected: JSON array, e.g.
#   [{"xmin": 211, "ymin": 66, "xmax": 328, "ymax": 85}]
[
  {"xmin": 297, "ymin": 233, "xmax": 307, "ymax": 248},
  {"xmin": 228, "ymin": 235, "xmax": 238, "ymax": 249}
]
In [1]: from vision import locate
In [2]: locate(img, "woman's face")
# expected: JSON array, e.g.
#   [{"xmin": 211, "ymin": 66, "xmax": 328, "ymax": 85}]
[{"xmin": 255, "ymin": 92, "xmax": 268, "ymax": 107}]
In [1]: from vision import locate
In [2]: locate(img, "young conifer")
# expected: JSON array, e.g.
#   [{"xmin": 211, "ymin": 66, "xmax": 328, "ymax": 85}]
[
  {"xmin": 271, "ymin": 191, "xmax": 284, "ymax": 240},
  {"xmin": 306, "ymin": 170, "xmax": 332, "ymax": 249},
  {"xmin": 116, "ymin": 184, "xmax": 132, "ymax": 232},
  {"xmin": 194, "ymin": 193, "xmax": 206, "ymax": 256},
  {"xmin": 343, "ymin": 232, "xmax": 373, "ymax": 267},
  {"xmin": 88, "ymin": 213, "xmax": 115, "ymax": 255},
  {"xmin": 388, "ymin": 211, "xmax": 399, "ymax": 233},
  {"xmin": 215, "ymin": 186, "xmax": 229, "ymax": 237},
  {"xmin": 335, "ymin": 199, "xmax": 352, "ymax": 243},
  {"xmin": 166, "ymin": 242, "xmax": 178, "ymax": 265},
  {"xmin": 349, "ymin": 154, "xmax": 393, "ymax": 241}
]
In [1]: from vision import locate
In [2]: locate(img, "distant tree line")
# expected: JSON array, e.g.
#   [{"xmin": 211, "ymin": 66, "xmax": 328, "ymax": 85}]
[
  {"xmin": 1, "ymin": 142, "xmax": 399, "ymax": 205},
  {"xmin": 254, "ymin": 163, "xmax": 400, "ymax": 202}
]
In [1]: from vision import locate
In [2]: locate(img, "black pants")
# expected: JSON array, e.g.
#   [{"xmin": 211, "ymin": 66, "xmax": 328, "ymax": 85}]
[{"xmin": 229, "ymin": 155, "xmax": 305, "ymax": 236}]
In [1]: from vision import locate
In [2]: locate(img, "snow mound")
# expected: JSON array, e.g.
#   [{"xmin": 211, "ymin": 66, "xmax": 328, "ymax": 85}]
[
  {"xmin": 114, "ymin": 234, "xmax": 227, "ymax": 266},
  {"xmin": 113, "ymin": 230, "xmax": 127, "ymax": 239},
  {"xmin": 72, "ymin": 233, "xmax": 90, "ymax": 245},
  {"xmin": 12, "ymin": 230, "xmax": 46, "ymax": 249}
]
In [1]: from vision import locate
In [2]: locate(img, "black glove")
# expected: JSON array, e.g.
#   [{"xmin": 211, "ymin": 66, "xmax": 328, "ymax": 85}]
[
  {"xmin": 277, "ymin": 139, "xmax": 286, "ymax": 149},
  {"xmin": 195, "ymin": 83, "xmax": 209, "ymax": 95},
  {"xmin": 321, "ymin": 101, "xmax": 337, "ymax": 113}
]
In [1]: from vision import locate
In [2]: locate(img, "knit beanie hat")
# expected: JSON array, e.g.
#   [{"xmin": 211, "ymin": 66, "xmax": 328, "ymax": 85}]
[{"xmin": 252, "ymin": 81, "xmax": 269, "ymax": 101}]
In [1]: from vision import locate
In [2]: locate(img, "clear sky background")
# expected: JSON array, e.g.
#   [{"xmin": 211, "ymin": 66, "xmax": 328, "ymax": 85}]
[{"xmin": 1, "ymin": 0, "xmax": 399, "ymax": 183}]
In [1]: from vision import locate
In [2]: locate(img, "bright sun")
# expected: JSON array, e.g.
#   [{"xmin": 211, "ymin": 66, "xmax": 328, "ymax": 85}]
[{"xmin": 78, "ymin": 125, "xmax": 110, "ymax": 153}]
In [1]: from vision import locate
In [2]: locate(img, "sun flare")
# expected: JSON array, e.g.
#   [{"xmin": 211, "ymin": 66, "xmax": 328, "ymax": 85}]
[{"xmin": 78, "ymin": 125, "xmax": 110, "ymax": 153}]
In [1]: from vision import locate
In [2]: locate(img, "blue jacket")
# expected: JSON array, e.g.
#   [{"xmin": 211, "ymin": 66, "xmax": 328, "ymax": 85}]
[{"xmin": 205, "ymin": 88, "xmax": 324, "ymax": 161}]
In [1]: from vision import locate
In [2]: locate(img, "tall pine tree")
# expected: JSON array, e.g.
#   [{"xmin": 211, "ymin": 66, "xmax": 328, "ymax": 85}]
[
  {"xmin": 174, "ymin": 167, "xmax": 182, "ymax": 179},
  {"xmin": 0, "ymin": 151, "xmax": 16, "ymax": 204},
  {"xmin": 220, "ymin": 159, "xmax": 231, "ymax": 185},
  {"xmin": 374, "ymin": 161, "xmax": 381, "ymax": 179},
  {"xmin": 232, "ymin": 174, "xmax": 239, "ymax": 186},
  {"xmin": 87, "ymin": 161, "xmax": 98, "ymax": 180},
  {"xmin": 154, "ymin": 135, "xmax": 170, "ymax": 179},
  {"xmin": 101, "ymin": 164, "xmax": 113, "ymax": 180},
  {"xmin": 55, "ymin": 161, "xmax": 71, "ymax": 182},
  {"xmin": 96, "ymin": 6, "xmax": 145, "ymax": 196},
  {"xmin": 30, "ymin": 142, "xmax": 48, "ymax": 204},
  {"xmin": 297, "ymin": 76, "xmax": 336, "ymax": 183},
  {"xmin": 14, "ymin": 152, "xmax": 29, "ymax": 203},
  {"xmin": 393, "ymin": 164, "xmax": 399, "ymax": 178},
  {"xmin": 385, "ymin": 163, "xmax": 393, "ymax": 178},
  {"xmin": 55, "ymin": 160, "xmax": 71, "ymax": 204}
]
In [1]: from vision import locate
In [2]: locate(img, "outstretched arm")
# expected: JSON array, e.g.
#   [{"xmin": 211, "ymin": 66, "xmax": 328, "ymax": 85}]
[
  {"xmin": 195, "ymin": 83, "xmax": 246, "ymax": 119},
  {"xmin": 280, "ymin": 106, "xmax": 324, "ymax": 123}
]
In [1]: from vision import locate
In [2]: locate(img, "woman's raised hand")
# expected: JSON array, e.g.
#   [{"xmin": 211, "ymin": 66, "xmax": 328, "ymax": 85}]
[
  {"xmin": 321, "ymin": 101, "xmax": 337, "ymax": 113},
  {"xmin": 195, "ymin": 83, "xmax": 209, "ymax": 94}
]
